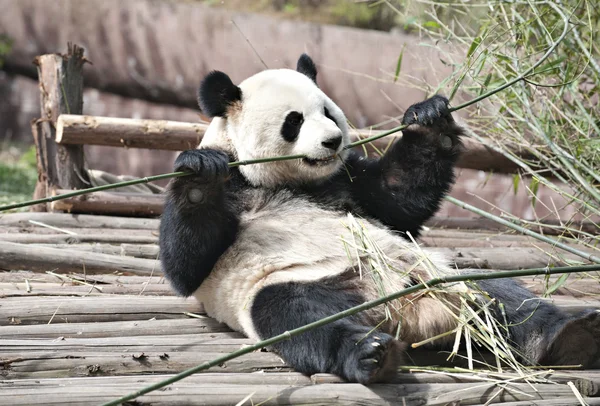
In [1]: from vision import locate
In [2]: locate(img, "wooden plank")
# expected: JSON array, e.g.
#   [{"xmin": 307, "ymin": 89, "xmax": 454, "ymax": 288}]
[
  {"xmin": 0, "ymin": 377, "xmax": 592, "ymax": 405},
  {"xmin": 32, "ymin": 243, "xmax": 160, "ymax": 259},
  {"xmin": 0, "ymin": 351, "xmax": 289, "ymax": 379},
  {"xmin": 0, "ymin": 270, "xmax": 164, "ymax": 285},
  {"xmin": 0, "ymin": 241, "xmax": 160, "ymax": 274},
  {"xmin": 0, "ymin": 318, "xmax": 228, "ymax": 339},
  {"xmin": 51, "ymin": 189, "xmax": 164, "ymax": 216},
  {"xmin": 426, "ymin": 217, "xmax": 600, "ymax": 236},
  {"xmin": 0, "ymin": 212, "xmax": 160, "ymax": 229},
  {"xmin": 0, "ymin": 234, "xmax": 158, "ymax": 244},
  {"xmin": 32, "ymin": 44, "xmax": 88, "ymax": 211},
  {"xmin": 0, "ymin": 282, "xmax": 171, "ymax": 297},
  {"xmin": 0, "ymin": 334, "xmax": 249, "ymax": 353},
  {"xmin": 0, "ymin": 295, "xmax": 199, "ymax": 325}
]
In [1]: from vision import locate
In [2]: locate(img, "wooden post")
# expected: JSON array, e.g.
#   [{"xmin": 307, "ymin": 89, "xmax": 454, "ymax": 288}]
[{"xmin": 31, "ymin": 43, "xmax": 89, "ymax": 211}]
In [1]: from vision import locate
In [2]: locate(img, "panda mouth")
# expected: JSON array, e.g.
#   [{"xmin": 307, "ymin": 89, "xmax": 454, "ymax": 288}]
[{"xmin": 303, "ymin": 155, "xmax": 337, "ymax": 166}]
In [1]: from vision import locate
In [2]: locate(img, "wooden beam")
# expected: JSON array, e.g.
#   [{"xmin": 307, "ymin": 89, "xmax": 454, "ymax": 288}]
[
  {"xmin": 32, "ymin": 44, "xmax": 89, "ymax": 211},
  {"xmin": 0, "ymin": 212, "xmax": 160, "ymax": 229},
  {"xmin": 56, "ymin": 114, "xmax": 204, "ymax": 150},
  {"xmin": 56, "ymin": 114, "xmax": 521, "ymax": 173},
  {"xmin": 0, "ymin": 295, "xmax": 198, "ymax": 326},
  {"xmin": 0, "ymin": 241, "xmax": 160, "ymax": 275},
  {"xmin": 50, "ymin": 189, "xmax": 164, "ymax": 217}
]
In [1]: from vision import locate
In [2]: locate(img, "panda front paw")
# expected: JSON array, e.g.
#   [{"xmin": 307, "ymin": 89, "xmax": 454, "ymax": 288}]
[
  {"xmin": 402, "ymin": 95, "xmax": 453, "ymax": 127},
  {"xmin": 174, "ymin": 149, "xmax": 230, "ymax": 180},
  {"xmin": 339, "ymin": 328, "xmax": 405, "ymax": 384},
  {"xmin": 401, "ymin": 95, "xmax": 462, "ymax": 150}
]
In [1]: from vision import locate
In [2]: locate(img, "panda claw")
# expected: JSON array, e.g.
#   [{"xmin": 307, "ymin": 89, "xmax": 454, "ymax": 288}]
[{"xmin": 340, "ymin": 329, "xmax": 406, "ymax": 384}]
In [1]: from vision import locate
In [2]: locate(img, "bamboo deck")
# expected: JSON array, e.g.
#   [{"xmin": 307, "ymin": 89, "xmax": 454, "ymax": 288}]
[{"xmin": 1, "ymin": 212, "xmax": 599, "ymax": 405}]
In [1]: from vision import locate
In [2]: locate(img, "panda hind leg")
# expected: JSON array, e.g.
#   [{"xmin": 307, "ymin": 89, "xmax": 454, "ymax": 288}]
[
  {"xmin": 475, "ymin": 278, "xmax": 600, "ymax": 367},
  {"xmin": 250, "ymin": 278, "xmax": 406, "ymax": 384}
]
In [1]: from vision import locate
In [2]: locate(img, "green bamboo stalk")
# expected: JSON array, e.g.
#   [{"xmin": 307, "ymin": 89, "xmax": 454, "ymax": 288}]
[
  {"xmin": 445, "ymin": 196, "xmax": 600, "ymax": 264},
  {"xmin": 100, "ymin": 263, "xmax": 600, "ymax": 406},
  {"xmin": 0, "ymin": 4, "xmax": 570, "ymax": 214}
]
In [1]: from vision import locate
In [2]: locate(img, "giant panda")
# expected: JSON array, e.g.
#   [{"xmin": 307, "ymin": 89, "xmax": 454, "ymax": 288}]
[{"xmin": 159, "ymin": 54, "xmax": 600, "ymax": 383}]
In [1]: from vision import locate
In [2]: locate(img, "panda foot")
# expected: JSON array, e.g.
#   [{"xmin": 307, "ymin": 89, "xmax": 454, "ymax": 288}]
[
  {"xmin": 541, "ymin": 309, "xmax": 600, "ymax": 368},
  {"xmin": 340, "ymin": 330, "xmax": 406, "ymax": 384}
]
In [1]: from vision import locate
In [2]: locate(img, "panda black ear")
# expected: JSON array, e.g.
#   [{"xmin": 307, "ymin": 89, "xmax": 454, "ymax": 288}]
[
  {"xmin": 198, "ymin": 71, "xmax": 242, "ymax": 118},
  {"xmin": 296, "ymin": 53, "xmax": 317, "ymax": 84}
]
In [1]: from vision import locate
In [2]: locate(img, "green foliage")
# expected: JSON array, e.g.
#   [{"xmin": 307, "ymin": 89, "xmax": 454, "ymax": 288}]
[
  {"xmin": 0, "ymin": 146, "xmax": 38, "ymax": 212},
  {"xmin": 0, "ymin": 34, "xmax": 12, "ymax": 68},
  {"xmin": 407, "ymin": 0, "xmax": 600, "ymax": 217}
]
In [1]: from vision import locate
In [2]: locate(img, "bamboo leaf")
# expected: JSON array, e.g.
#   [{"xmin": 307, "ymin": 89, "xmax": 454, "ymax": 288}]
[
  {"xmin": 393, "ymin": 44, "xmax": 406, "ymax": 83},
  {"xmin": 423, "ymin": 21, "xmax": 441, "ymax": 29},
  {"xmin": 513, "ymin": 174, "xmax": 520, "ymax": 195},
  {"xmin": 467, "ymin": 35, "xmax": 482, "ymax": 58},
  {"xmin": 545, "ymin": 273, "xmax": 570, "ymax": 296},
  {"xmin": 530, "ymin": 177, "xmax": 540, "ymax": 207}
]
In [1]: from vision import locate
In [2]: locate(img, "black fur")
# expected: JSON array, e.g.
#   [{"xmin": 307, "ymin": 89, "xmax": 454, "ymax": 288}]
[
  {"xmin": 296, "ymin": 53, "xmax": 318, "ymax": 83},
  {"xmin": 251, "ymin": 271, "xmax": 405, "ymax": 384},
  {"xmin": 324, "ymin": 107, "xmax": 338, "ymax": 127},
  {"xmin": 159, "ymin": 149, "xmax": 243, "ymax": 296},
  {"xmin": 281, "ymin": 111, "xmax": 304, "ymax": 142},
  {"xmin": 198, "ymin": 71, "xmax": 242, "ymax": 118}
]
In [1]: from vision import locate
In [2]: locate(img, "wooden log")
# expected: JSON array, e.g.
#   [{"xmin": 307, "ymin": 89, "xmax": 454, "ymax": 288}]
[
  {"xmin": 56, "ymin": 115, "xmax": 205, "ymax": 150},
  {"xmin": 0, "ymin": 295, "xmax": 200, "ymax": 326},
  {"xmin": 0, "ymin": 212, "xmax": 160, "ymax": 229},
  {"xmin": 50, "ymin": 189, "xmax": 164, "ymax": 216},
  {"xmin": 32, "ymin": 243, "xmax": 160, "ymax": 259},
  {"xmin": 425, "ymin": 217, "xmax": 600, "ymax": 237},
  {"xmin": 0, "ymin": 378, "xmax": 590, "ymax": 405},
  {"xmin": 1, "ymin": 351, "xmax": 288, "ymax": 379},
  {"xmin": 0, "ymin": 241, "xmax": 160, "ymax": 274},
  {"xmin": 32, "ymin": 44, "xmax": 89, "ymax": 211},
  {"xmin": 0, "ymin": 270, "xmax": 164, "ymax": 285},
  {"xmin": 0, "ymin": 282, "xmax": 172, "ymax": 297},
  {"xmin": 0, "ymin": 318, "xmax": 227, "ymax": 339},
  {"xmin": 55, "ymin": 114, "xmax": 518, "ymax": 173},
  {"xmin": 0, "ymin": 234, "xmax": 158, "ymax": 244}
]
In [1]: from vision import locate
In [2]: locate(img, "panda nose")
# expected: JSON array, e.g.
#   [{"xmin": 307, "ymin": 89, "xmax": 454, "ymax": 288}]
[{"xmin": 322, "ymin": 136, "xmax": 342, "ymax": 151}]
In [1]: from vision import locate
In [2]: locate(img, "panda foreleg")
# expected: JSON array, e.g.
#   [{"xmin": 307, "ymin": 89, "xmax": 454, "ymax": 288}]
[
  {"xmin": 250, "ymin": 278, "xmax": 406, "ymax": 383},
  {"xmin": 475, "ymin": 278, "xmax": 600, "ymax": 368},
  {"xmin": 159, "ymin": 149, "xmax": 240, "ymax": 297},
  {"xmin": 347, "ymin": 95, "xmax": 463, "ymax": 237}
]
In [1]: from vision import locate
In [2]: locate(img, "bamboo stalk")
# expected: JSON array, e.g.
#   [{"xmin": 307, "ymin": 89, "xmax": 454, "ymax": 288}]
[
  {"xmin": 100, "ymin": 263, "xmax": 600, "ymax": 406},
  {"xmin": 444, "ymin": 196, "xmax": 600, "ymax": 264}
]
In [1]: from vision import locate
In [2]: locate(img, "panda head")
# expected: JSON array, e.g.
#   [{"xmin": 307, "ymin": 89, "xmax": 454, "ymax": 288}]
[{"xmin": 198, "ymin": 54, "xmax": 350, "ymax": 187}]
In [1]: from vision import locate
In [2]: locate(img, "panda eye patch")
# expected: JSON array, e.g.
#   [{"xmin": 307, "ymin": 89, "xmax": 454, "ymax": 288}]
[
  {"xmin": 324, "ymin": 107, "xmax": 338, "ymax": 126},
  {"xmin": 281, "ymin": 111, "xmax": 304, "ymax": 142}
]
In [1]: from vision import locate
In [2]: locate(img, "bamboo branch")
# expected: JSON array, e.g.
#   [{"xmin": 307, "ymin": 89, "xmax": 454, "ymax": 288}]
[
  {"xmin": 100, "ymin": 263, "xmax": 600, "ymax": 406},
  {"xmin": 444, "ymin": 196, "xmax": 600, "ymax": 264}
]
